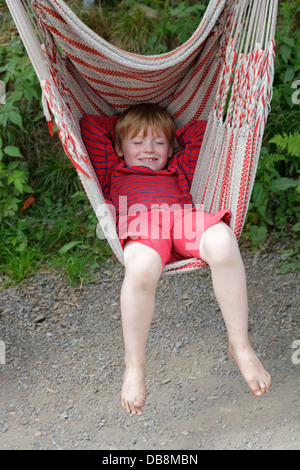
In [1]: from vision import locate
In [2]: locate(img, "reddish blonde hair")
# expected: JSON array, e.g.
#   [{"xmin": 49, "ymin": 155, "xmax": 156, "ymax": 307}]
[{"xmin": 115, "ymin": 103, "xmax": 176, "ymax": 149}]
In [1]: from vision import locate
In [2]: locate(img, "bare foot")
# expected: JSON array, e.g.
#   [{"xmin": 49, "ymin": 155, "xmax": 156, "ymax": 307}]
[
  {"xmin": 228, "ymin": 343, "xmax": 272, "ymax": 398},
  {"xmin": 120, "ymin": 365, "xmax": 146, "ymax": 415}
]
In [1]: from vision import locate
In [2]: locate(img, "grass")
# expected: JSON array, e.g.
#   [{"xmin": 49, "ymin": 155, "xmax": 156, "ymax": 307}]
[{"xmin": 0, "ymin": 191, "xmax": 113, "ymax": 287}]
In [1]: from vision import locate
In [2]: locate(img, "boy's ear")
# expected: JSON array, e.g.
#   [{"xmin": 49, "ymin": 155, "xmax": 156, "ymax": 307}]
[{"xmin": 115, "ymin": 143, "xmax": 124, "ymax": 157}]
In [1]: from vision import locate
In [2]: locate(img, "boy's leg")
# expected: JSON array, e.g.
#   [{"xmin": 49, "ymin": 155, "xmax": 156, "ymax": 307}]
[
  {"xmin": 199, "ymin": 222, "xmax": 271, "ymax": 397},
  {"xmin": 120, "ymin": 240, "xmax": 163, "ymax": 415}
]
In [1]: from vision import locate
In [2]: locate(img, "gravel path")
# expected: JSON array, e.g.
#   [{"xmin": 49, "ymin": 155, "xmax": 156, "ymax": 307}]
[{"xmin": 0, "ymin": 246, "xmax": 299, "ymax": 450}]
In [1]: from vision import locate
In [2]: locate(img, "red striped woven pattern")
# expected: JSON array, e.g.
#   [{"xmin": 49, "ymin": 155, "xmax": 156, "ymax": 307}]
[{"xmin": 32, "ymin": 0, "xmax": 230, "ymax": 126}]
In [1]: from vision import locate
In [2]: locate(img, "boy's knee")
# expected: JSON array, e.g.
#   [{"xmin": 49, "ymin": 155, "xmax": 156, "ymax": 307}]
[
  {"xmin": 200, "ymin": 222, "xmax": 236, "ymax": 264},
  {"xmin": 124, "ymin": 241, "xmax": 162, "ymax": 285}
]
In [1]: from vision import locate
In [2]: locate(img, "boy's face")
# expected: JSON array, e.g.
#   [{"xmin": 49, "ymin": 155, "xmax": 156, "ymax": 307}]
[{"xmin": 115, "ymin": 126, "xmax": 173, "ymax": 171}]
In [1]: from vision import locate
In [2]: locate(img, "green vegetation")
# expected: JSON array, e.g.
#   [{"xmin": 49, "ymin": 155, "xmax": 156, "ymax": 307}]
[
  {"xmin": 64, "ymin": 0, "xmax": 210, "ymax": 54},
  {"xmin": 0, "ymin": 0, "xmax": 299, "ymax": 285},
  {"xmin": 243, "ymin": 1, "xmax": 300, "ymax": 273}
]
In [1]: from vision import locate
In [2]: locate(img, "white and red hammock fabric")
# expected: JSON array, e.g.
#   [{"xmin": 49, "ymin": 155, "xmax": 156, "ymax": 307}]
[{"xmin": 6, "ymin": 0, "xmax": 278, "ymax": 274}]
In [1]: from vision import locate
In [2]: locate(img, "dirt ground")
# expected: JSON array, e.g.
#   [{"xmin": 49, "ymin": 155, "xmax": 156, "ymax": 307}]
[{"xmin": 0, "ymin": 246, "xmax": 299, "ymax": 450}]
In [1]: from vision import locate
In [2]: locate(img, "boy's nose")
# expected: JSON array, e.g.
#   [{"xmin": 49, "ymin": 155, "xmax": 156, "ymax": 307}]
[{"xmin": 144, "ymin": 141, "xmax": 154, "ymax": 152}]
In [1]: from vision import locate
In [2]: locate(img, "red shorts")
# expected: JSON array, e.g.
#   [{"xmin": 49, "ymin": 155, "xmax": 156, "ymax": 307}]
[{"xmin": 119, "ymin": 207, "xmax": 231, "ymax": 269}]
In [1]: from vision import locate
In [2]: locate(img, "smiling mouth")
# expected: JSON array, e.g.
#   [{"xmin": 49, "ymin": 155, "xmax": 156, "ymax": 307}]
[{"xmin": 139, "ymin": 158, "xmax": 158, "ymax": 162}]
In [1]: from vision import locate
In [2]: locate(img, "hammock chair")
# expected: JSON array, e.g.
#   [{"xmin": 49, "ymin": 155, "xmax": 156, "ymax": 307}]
[{"xmin": 6, "ymin": 0, "xmax": 278, "ymax": 275}]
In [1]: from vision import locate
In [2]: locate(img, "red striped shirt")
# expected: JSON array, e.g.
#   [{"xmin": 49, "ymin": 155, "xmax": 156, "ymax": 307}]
[{"xmin": 80, "ymin": 115, "xmax": 207, "ymax": 221}]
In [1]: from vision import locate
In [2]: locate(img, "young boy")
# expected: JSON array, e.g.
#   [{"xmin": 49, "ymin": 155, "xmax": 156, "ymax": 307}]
[{"xmin": 80, "ymin": 103, "xmax": 271, "ymax": 416}]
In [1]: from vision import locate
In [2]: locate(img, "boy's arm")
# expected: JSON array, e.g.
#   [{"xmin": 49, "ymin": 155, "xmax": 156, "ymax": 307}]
[
  {"xmin": 80, "ymin": 114, "xmax": 119, "ymax": 197},
  {"xmin": 175, "ymin": 120, "xmax": 207, "ymax": 186}
]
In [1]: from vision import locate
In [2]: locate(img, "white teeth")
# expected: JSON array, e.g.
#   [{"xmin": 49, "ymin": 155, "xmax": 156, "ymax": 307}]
[{"xmin": 141, "ymin": 158, "xmax": 156, "ymax": 162}]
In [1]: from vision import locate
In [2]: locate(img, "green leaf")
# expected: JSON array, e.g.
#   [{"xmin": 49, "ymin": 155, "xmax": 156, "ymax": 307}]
[
  {"xmin": 284, "ymin": 67, "xmax": 295, "ymax": 83},
  {"xmin": 7, "ymin": 161, "xmax": 21, "ymax": 171},
  {"xmin": 4, "ymin": 197, "xmax": 20, "ymax": 215},
  {"xmin": 278, "ymin": 260, "xmax": 300, "ymax": 274},
  {"xmin": 252, "ymin": 182, "xmax": 266, "ymax": 206},
  {"xmin": 171, "ymin": 4, "xmax": 186, "ymax": 17},
  {"xmin": 71, "ymin": 191, "xmax": 87, "ymax": 201},
  {"xmin": 4, "ymin": 146, "xmax": 22, "ymax": 157},
  {"xmin": 22, "ymin": 184, "xmax": 34, "ymax": 193},
  {"xmin": 293, "ymin": 222, "xmax": 300, "ymax": 232},
  {"xmin": 13, "ymin": 178, "xmax": 25, "ymax": 193},
  {"xmin": 8, "ymin": 111, "xmax": 23, "ymax": 128},
  {"xmin": 287, "ymin": 135, "xmax": 300, "ymax": 157},
  {"xmin": 249, "ymin": 224, "xmax": 267, "ymax": 246},
  {"xmin": 269, "ymin": 133, "xmax": 300, "ymax": 157},
  {"xmin": 7, "ymin": 169, "xmax": 25, "ymax": 185},
  {"xmin": 16, "ymin": 241, "xmax": 28, "ymax": 253},
  {"xmin": 0, "ymin": 111, "xmax": 8, "ymax": 127},
  {"xmin": 271, "ymin": 177, "xmax": 299, "ymax": 192},
  {"xmin": 280, "ymin": 44, "xmax": 292, "ymax": 63},
  {"xmin": 58, "ymin": 241, "xmax": 83, "ymax": 255},
  {"xmin": 6, "ymin": 90, "xmax": 23, "ymax": 106},
  {"xmin": 281, "ymin": 37, "xmax": 295, "ymax": 48}
]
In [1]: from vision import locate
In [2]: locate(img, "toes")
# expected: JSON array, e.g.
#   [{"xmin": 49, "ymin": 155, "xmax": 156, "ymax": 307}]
[
  {"xmin": 251, "ymin": 375, "xmax": 272, "ymax": 398},
  {"xmin": 263, "ymin": 374, "xmax": 272, "ymax": 393},
  {"xmin": 250, "ymin": 384, "xmax": 264, "ymax": 398},
  {"xmin": 120, "ymin": 397, "xmax": 144, "ymax": 415},
  {"xmin": 131, "ymin": 398, "xmax": 144, "ymax": 415},
  {"xmin": 121, "ymin": 398, "xmax": 132, "ymax": 414},
  {"xmin": 134, "ymin": 405, "xmax": 143, "ymax": 416}
]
